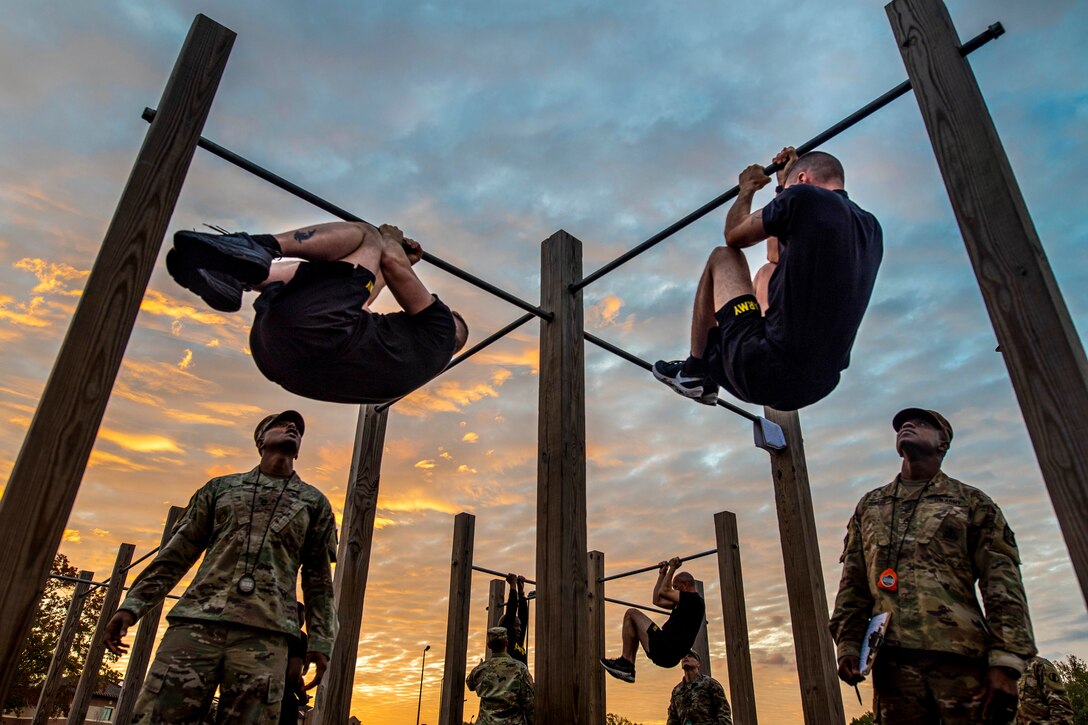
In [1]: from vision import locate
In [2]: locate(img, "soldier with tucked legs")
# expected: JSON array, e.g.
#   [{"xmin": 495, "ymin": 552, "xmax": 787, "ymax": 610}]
[
  {"xmin": 667, "ymin": 650, "xmax": 732, "ymax": 725},
  {"xmin": 467, "ymin": 627, "xmax": 535, "ymax": 725},
  {"xmin": 104, "ymin": 411, "xmax": 338, "ymax": 724},
  {"xmin": 830, "ymin": 408, "xmax": 1037, "ymax": 724}
]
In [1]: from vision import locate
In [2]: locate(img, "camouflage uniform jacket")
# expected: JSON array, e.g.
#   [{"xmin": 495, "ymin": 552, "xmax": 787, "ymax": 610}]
[
  {"xmin": 466, "ymin": 652, "xmax": 535, "ymax": 725},
  {"xmin": 829, "ymin": 472, "xmax": 1036, "ymax": 672},
  {"xmin": 667, "ymin": 674, "xmax": 733, "ymax": 725},
  {"xmin": 120, "ymin": 467, "xmax": 339, "ymax": 655},
  {"xmin": 1017, "ymin": 656, "xmax": 1074, "ymax": 724}
]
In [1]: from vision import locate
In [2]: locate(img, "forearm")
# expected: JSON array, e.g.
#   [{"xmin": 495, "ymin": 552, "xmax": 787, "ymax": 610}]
[
  {"xmin": 724, "ymin": 192, "xmax": 757, "ymax": 247},
  {"xmin": 120, "ymin": 537, "xmax": 202, "ymax": 619}
]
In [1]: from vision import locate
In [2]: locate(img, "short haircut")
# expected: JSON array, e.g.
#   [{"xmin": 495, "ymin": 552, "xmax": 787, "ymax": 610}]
[
  {"xmin": 788, "ymin": 151, "xmax": 844, "ymax": 185},
  {"xmin": 673, "ymin": 571, "xmax": 694, "ymax": 587},
  {"xmin": 488, "ymin": 636, "xmax": 508, "ymax": 653}
]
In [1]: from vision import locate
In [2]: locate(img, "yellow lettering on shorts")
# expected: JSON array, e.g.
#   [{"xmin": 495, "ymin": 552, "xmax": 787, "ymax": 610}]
[
  {"xmin": 733, "ymin": 300, "xmax": 757, "ymax": 316},
  {"xmin": 366, "ymin": 280, "xmax": 374, "ymax": 292}
]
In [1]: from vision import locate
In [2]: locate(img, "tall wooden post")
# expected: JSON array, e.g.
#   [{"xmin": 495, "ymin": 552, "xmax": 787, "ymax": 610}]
[
  {"xmin": 0, "ymin": 16, "xmax": 235, "ymax": 697},
  {"xmin": 586, "ymin": 551, "xmax": 606, "ymax": 725},
  {"xmin": 312, "ymin": 404, "xmax": 389, "ymax": 725},
  {"xmin": 764, "ymin": 408, "xmax": 844, "ymax": 724},
  {"xmin": 114, "ymin": 506, "xmax": 184, "ymax": 725},
  {"xmin": 438, "ymin": 513, "xmax": 474, "ymax": 725},
  {"xmin": 67, "ymin": 543, "xmax": 135, "ymax": 725},
  {"xmin": 715, "ymin": 511, "xmax": 758, "ymax": 725},
  {"xmin": 536, "ymin": 230, "xmax": 590, "ymax": 723},
  {"xmin": 485, "ymin": 579, "xmax": 506, "ymax": 660},
  {"xmin": 31, "ymin": 571, "xmax": 94, "ymax": 725},
  {"xmin": 693, "ymin": 580, "xmax": 712, "ymax": 678},
  {"xmin": 887, "ymin": 0, "xmax": 1088, "ymax": 605}
]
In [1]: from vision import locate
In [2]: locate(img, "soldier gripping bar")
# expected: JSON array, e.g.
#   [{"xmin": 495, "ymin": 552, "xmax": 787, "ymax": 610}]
[
  {"xmin": 599, "ymin": 548, "xmax": 719, "ymax": 583},
  {"xmin": 570, "ymin": 22, "xmax": 1005, "ymax": 292}
]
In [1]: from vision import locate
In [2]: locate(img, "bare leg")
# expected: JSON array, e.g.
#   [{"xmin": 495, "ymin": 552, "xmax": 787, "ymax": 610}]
[
  {"xmin": 753, "ymin": 262, "xmax": 776, "ymax": 311},
  {"xmin": 253, "ymin": 260, "xmax": 301, "ymax": 290},
  {"xmin": 620, "ymin": 609, "xmax": 654, "ymax": 663},
  {"xmin": 689, "ymin": 246, "xmax": 756, "ymax": 358},
  {"xmin": 272, "ymin": 221, "xmax": 383, "ymax": 271}
]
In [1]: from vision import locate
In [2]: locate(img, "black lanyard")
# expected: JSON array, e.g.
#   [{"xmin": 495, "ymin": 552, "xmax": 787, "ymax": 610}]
[
  {"xmin": 884, "ymin": 476, "xmax": 935, "ymax": 576},
  {"xmin": 240, "ymin": 472, "xmax": 290, "ymax": 582}
]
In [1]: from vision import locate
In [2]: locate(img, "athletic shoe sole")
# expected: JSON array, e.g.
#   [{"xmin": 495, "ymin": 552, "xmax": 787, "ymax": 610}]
[
  {"xmin": 652, "ymin": 364, "xmax": 710, "ymax": 401},
  {"xmin": 173, "ymin": 230, "xmax": 272, "ymax": 285},
  {"xmin": 600, "ymin": 658, "xmax": 636, "ymax": 683},
  {"xmin": 166, "ymin": 248, "xmax": 244, "ymax": 313}
]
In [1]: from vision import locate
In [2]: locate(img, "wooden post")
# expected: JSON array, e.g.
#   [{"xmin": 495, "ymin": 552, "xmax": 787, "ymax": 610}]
[
  {"xmin": 887, "ymin": 0, "xmax": 1088, "ymax": 605},
  {"xmin": 693, "ymin": 580, "xmax": 712, "ymax": 679},
  {"xmin": 0, "ymin": 16, "xmax": 235, "ymax": 697},
  {"xmin": 113, "ymin": 506, "xmax": 184, "ymax": 724},
  {"xmin": 312, "ymin": 404, "xmax": 389, "ymax": 725},
  {"xmin": 536, "ymin": 230, "xmax": 590, "ymax": 723},
  {"xmin": 715, "ymin": 511, "xmax": 758, "ymax": 725},
  {"xmin": 67, "ymin": 543, "xmax": 135, "ymax": 725},
  {"xmin": 586, "ymin": 551, "xmax": 606, "ymax": 725},
  {"xmin": 485, "ymin": 579, "xmax": 506, "ymax": 661},
  {"xmin": 764, "ymin": 408, "xmax": 844, "ymax": 724},
  {"xmin": 31, "ymin": 571, "xmax": 94, "ymax": 725},
  {"xmin": 438, "ymin": 513, "xmax": 474, "ymax": 725}
]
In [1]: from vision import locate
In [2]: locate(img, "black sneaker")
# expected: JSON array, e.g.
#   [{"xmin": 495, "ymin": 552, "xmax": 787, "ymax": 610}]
[
  {"xmin": 652, "ymin": 359, "xmax": 718, "ymax": 406},
  {"xmin": 166, "ymin": 248, "xmax": 246, "ymax": 313},
  {"xmin": 600, "ymin": 657, "xmax": 636, "ymax": 683},
  {"xmin": 173, "ymin": 229, "xmax": 278, "ymax": 285}
]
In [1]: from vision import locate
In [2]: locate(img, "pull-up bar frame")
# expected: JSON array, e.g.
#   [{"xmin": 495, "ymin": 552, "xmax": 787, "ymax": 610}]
[
  {"xmin": 49, "ymin": 573, "xmax": 182, "ymax": 601},
  {"xmin": 142, "ymin": 108, "xmax": 552, "ymax": 322},
  {"xmin": 571, "ymin": 22, "xmax": 1005, "ymax": 292},
  {"xmin": 600, "ymin": 547, "xmax": 718, "ymax": 583},
  {"xmin": 473, "ymin": 565, "xmax": 670, "ymax": 616}
]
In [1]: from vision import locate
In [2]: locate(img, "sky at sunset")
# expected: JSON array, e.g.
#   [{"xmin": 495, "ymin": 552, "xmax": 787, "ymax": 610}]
[{"xmin": 2, "ymin": 1, "xmax": 1087, "ymax": 723}]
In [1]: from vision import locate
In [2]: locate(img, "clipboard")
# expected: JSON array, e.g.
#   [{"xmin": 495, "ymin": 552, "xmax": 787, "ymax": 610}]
[{"xmin": 859, "ymin": 611, "xmax": 891, "ymax": 676}]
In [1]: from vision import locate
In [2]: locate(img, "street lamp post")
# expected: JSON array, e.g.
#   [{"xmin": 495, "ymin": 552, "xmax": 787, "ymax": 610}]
[{"xmin": 416, "ymin": 644, "xmax": 431, "ymax": 725}]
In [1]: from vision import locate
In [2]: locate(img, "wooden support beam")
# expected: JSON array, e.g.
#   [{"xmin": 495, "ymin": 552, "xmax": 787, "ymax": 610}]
[
  {"xmin": 312, "ymin": 404, "xmax": 389, "ymax": 724},
  {"xmin": 31, "ymin": 571, "xmax": 94, "ymax": 725},
  {"xmin": 485, "ymin": 579, "xmax": 506, "ymax": 661},
  {"xmin": 536, "ymin": 230, "xmax": 590, "ymax": 723},
  {"xmin": 715, "ymin": 511, "xmax": 758, "ymax": 725},
  {"xmin": 764, "ymin": 408, "xmax": 844, "ymax": 724},
  {"xmin": 67, "ymin": 543, "xmax": 135, "ymax": 725},
  {"xmin": 693, "ymin": 580, "xmax": 712, "ymax": 678},
  {"xmin": 0, "ymin": 15, "xmax": 235, "ymax": 697},
  {"xmin": 114, "ymin": 506, "xmax": 184, "ymax": 725},
  {"xmin": 586, "ymin": 551, "xmax": 606, "ymax": 725},
  {"xmin": 887, "ymin": 0, "xmax": 1088, "ymax": 605},
  {"xmin": 438, "ymin": 513, "xmax": 474, "ymax": 725}
]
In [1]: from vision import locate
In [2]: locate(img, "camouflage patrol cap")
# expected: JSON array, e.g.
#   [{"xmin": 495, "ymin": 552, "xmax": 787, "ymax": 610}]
[
  {"xmin": 254, "ymin": 410, "xmax": 306, "ymax": 446},
  {"xmin": 892, "ymin": 408, "xmax": 953, "ymax": 443},
  {"xmin": 487, "ymin": 626, "xmax": 508, "ymax": 644}
]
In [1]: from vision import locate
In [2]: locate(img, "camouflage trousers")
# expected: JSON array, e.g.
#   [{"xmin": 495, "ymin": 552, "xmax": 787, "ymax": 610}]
[
  {"xmin": 872, "ymin": 648, "xmax": 1010, "ymax": 724},
  {"xmin": 132, "ymin": 619, "xmax": 288, "ymax": 725}
]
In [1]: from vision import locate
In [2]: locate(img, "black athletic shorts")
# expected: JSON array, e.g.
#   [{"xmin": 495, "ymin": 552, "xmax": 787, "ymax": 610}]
[
  {"xmin": 646, "ymin": 622, "xmax": 687, "ymax": 669},
  {"xmin": 702, "ymin": 294, "xmax": 837, "ymax": 411}
]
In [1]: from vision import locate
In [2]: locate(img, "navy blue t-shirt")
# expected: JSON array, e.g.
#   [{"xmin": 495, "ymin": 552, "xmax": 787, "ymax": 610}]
[{"xmin": 760, "ymin": 184, "xmax": 883, "ymax": 384}]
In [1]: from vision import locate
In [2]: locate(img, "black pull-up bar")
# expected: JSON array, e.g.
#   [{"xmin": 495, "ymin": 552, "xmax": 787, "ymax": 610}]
[
  {"xmin": 583, "ymin": 331, "xmax": 786, "ymax": 451},
  {"xmin": 141, "ymin": 108, "xmax": 552, "ymax": 322},
  {"xmin": 604, "ymin": 596, "xmax": 671, "ymax": 617},
  {"xmin": 600, "ymin": 547, "xmax": 718, "ymax": 583},
  {"xmin": 374, "ymin": 311, "xmax": 536, "ymax": 413},
  {"xmin": 571, "ymin": 22, "xmax": 1005, "ymax": 292},
  {"xmin": 49, "ymin": 573, "xmax": 182, "ymax": 600},
  {"xmin": 472, "ymin": 564, "xmax": 537, "ymax": 586}
]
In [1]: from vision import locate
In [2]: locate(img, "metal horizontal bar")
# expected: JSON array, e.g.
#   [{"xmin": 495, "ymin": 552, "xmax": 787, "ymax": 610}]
[
  {"xmin": 142, "ymin": 108, "xmax": 552, "ymax": 321},
  {"xmin": 570, "ymin": 22, "xmax": 1005, "ymax": 291},
  {"xmin": 375, "ymin": 312, "xmax": 535, "ymax": 413},
  {"xmin": 472, "ymin": 564, "xmax": 537, "ymax": 586},
  {"xmin": 583, "ymin": 331, "xmax": 759, "ymax": 422},
  {"xmin": 600, "ymin": 548, "xmax": 718, "ymax": 583},
  {"xmin": 49, "ymin": 573, "xmax": 182, "ymax": 600},
  {"xmin": 603, "ymin": 596, "xmax": 671, "ymax": 616}
]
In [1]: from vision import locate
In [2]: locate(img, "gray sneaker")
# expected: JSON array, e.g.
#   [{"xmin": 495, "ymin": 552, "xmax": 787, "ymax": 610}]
[
  {"xmin": 600, "ymin": 656, "xmax": 636, "ymax": 683},
  {"xmin": 173, "ymin": 229, "xmax": 278, "ymax": 285},
  {"xmin": 166, "ymin": 248, "xmax": 245, "ymax": 313}
]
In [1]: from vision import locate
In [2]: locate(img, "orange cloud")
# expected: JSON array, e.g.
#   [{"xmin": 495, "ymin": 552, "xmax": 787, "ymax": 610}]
[
  {"xmin": 98, "ymin": 426, "xmax": 183, "ymax": 454},
  {"xmin": 88, "ymin": 449, "xmax": 156, "ymax": 472},
  {"xmin": 414, "ymin": 460, "xmax": 437, "ymax": 469},
  {"xmin": 139, "ymin": 290, "xmax": 229, "ymax": 326},
  {"xmin": 14, "ymin": 257, "xmax": 89, "ymax": 295},
  {"xmin": 62, "ymin": 529, "xmax": 81, "ymax": 544},
  {"xmin": 456, "ymin": 464, "xmax": 478, "ymax": 474},
  {"xmin": 0, "ymin": 293, "xmax": 50, "ymax": 328},
  {"xmin": 178, "ymin": 349, "xmax": 193, "ymax": 370},
  {"xmin": 378, "ymin": 496, "xmax": 465, "ymax": 515},
  {"xmin": 462, "ymin": 432, "xmax": 479, "ymax": 443}
]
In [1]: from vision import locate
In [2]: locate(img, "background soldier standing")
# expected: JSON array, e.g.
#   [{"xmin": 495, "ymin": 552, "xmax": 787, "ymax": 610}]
[
  {"xmin": 830, "ymin": 408, "xmax": 1037, "ymax": 724},
  {"xmin": 1017, "ymin": 655, "xmax": 1074, "ymax": 724},
  {"xmin": 103, "ymin": 410, "xmax": 338, "ymax": 724},
  {"xmin": 666, "ymin": 650, "xmax": 732, "ymax": 725},
  {"xmin": 467, "ymin": 627, "xmax": 535, "ymax": 725}
]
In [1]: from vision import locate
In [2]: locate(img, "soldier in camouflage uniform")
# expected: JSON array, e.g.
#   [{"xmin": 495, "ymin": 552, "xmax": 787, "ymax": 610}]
[
  {"xmin": 667, "ymin": 650, "xmax": 732, "ymax": 725},
  {"xmin": 1017, "ymin": 656, "xmax": 1074, "ymax": 724},
  {"xmin": 830, "ymin": 408, "xmax": 1037, "ymax": 724},
  {"xmin": 104, "ymin": 410, "xmax": 338, "ymax": 724},
  {"xmin": 467, "ymin": 627, "xmax": 535, "ymax": 725}
]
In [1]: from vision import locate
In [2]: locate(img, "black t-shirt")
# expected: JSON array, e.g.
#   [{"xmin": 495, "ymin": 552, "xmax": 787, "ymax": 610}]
[
  {"xmin": 761, "ymin": 184, "xmax": 883, "ymax": 384},
  {"xmin": 500, "ymin": 590, "xmax": 530, "ymax": 667},
  {"xmin": 660, "ymin": 590, "xmax": 705, "ymax": 649}
]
